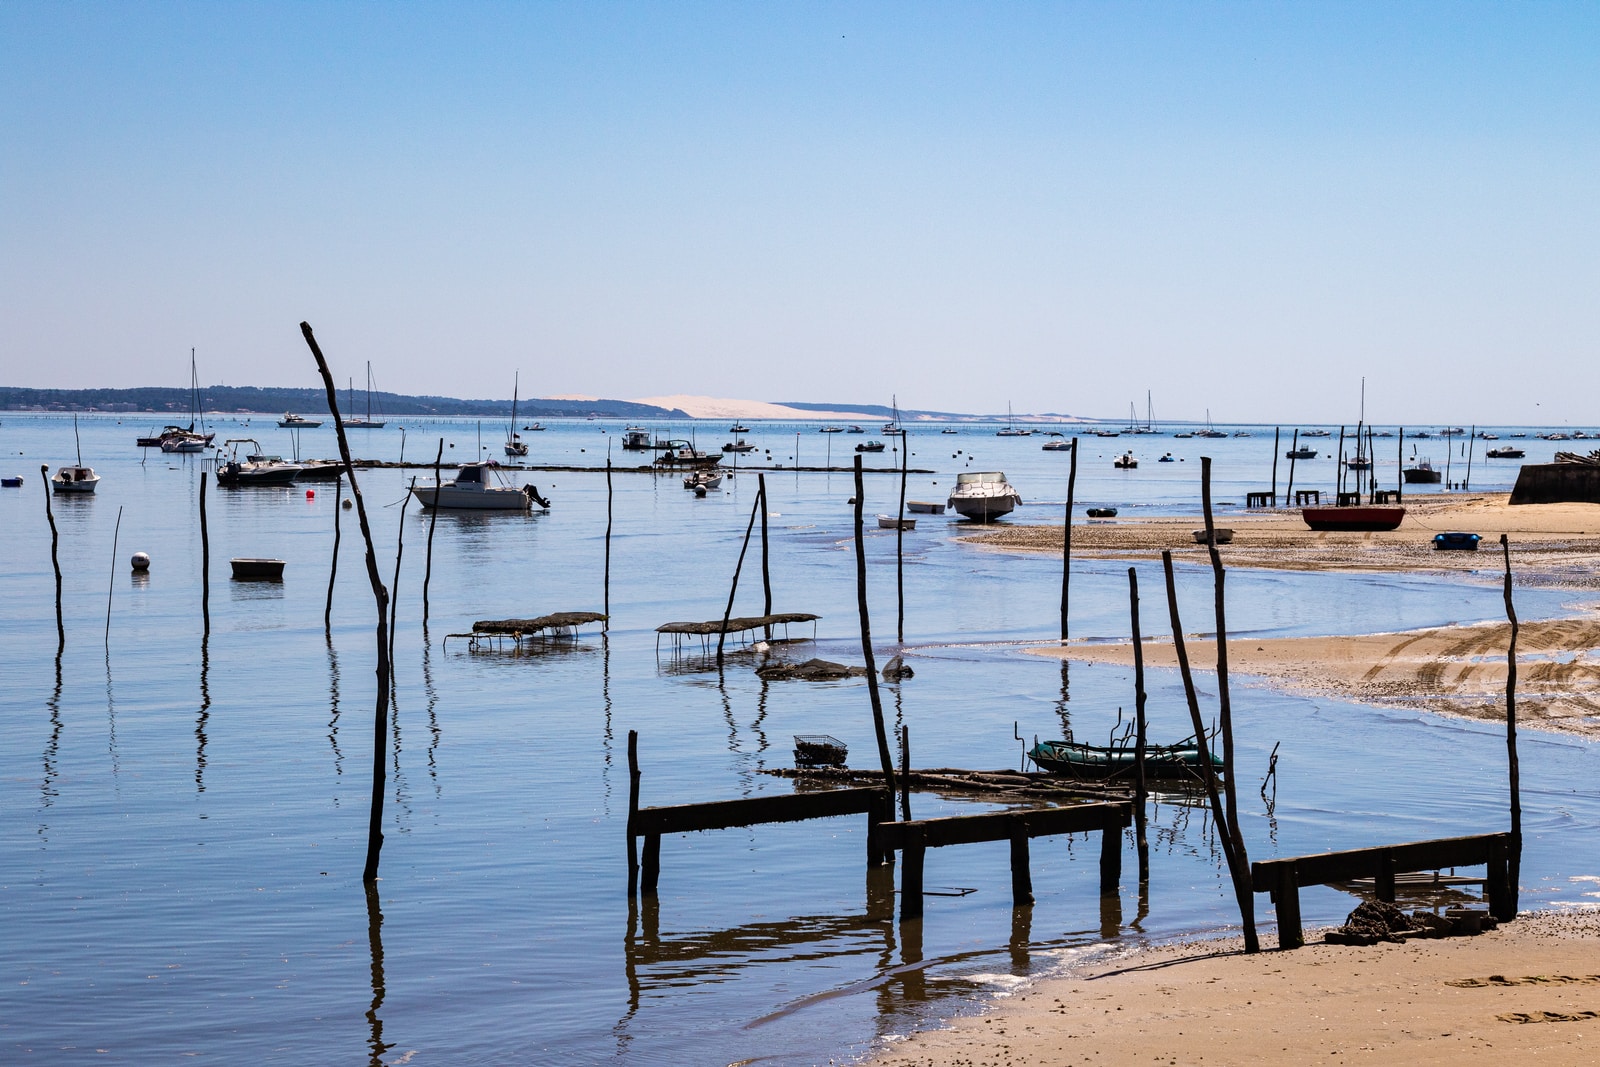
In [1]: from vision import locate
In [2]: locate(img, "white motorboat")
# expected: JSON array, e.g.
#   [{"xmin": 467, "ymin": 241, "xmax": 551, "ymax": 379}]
[
  {"xmin": 1041, "ymin": 439, "xmax": 1073, "ymax": 451},
  {"xmin": 278, "ymin": 413, "xmax": 323, "ymax": 429},
  {"xmin": 684, "ymin": 470, "xmax": 723, "ymax": 491},
  {"xmin": 214, "ymin": 439, "xmax": 302, "ymax": 486},
  {"xmin": 1114, "ymin": 452, "xmax": 1138, "ymax": 469},
  {"xmin": 621, "ymin": 427, "xmax": 653, "ymax": 450},
  {"xmin": 947, "ymin": 471, "xmax": 1021, "ymax": 522},
  {"xmin": 878, "ymin": 515, "xmax": 915, "ymax": 530},
  {"xmin": 51, "ymin": 465, "xmax": 99, "ymax": 494},
  {"xmin": 410, "ymin": 462, "xmax": 546, "ymax": 510}
]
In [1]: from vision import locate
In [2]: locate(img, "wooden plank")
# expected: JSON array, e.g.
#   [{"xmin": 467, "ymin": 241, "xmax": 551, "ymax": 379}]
[
  {"xmin": 634, "ymin": 786, "xmax": 889, "ymax": 837},
  {"xmin": 902, "ymin": 829, "xmax": 926, "ymax": 920},
  {"xmin": 877, "ymin": 802, "xmax": 1130, "ymax": 852},
  {"xmin": 1251, "ymin": 833, "xmax": 1510, "ymax": 890}
]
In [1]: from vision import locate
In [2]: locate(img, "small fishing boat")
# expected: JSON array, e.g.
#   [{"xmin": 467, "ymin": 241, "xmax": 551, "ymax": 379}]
[
  {"xmin": 1433, "ymin": 531, "xmax": 1481, "ymax": 551},
  {"xmin": 683, "ymin": 470, "xmax": 723, "ymax": 491},
  {"xmin": 729, "ymin": 423, "xmax": 750, "ymax": 434},
  {"xmin": 1302, "ymin": 429, "xmax": 1331, "ymax": 438},
  {"xmin": 51, "ymin": 465, "xmax": 99, "ymax": 494},
  {"xmin": 1193, "ymin": 528, "xmax": 1234, "ymax": 544},
  {"xmin": 1402, "ymin": 460, "xmax": 1443, "ymax": 484},
  {"xmin": 1, "ymin": 475, "xmax": 21, "ymax": 488},
  {"xmin": 621, "ymin": 427, "xmax": 653, "ymax": 450},
  {"xmin": 1286, "ymin": 447, "xmax": 1317, "ymax": 460},
  {"xmin": 1301, "ymin": 505, "xmax": 1406, "ymax": 531},
  {"xmin": 846, "ymin": 425, "xmax": 865, "ymax": 433},
  {"xmin": 722, "ymin": 437, "xmax": 755, "ymax": 453},
  {"xmin": 411, "ymin": 462, "xmax": 547, "ymax": 510},
  {"xmin": 906, "ymin": 501, "xmax": 945, "ymax": 514},
  {"xmin": 505, "ymin": 372, "xmax": 529, "ymax": 457},
  {"xmin": 878, "ymin": 515, "xmax": 915, "ymax": 530},
  {"xmin": 278, "ymin": 413, "xmax": 322, "ymax": 429},
  {"xmin": 941, "ymin": 428, "xmax": 959, "ymax": 434},
  {"xmin": 947, "ymin": 470, "xmax": 1021, "ymax": 521},
  {"xmin": 1041, "ymin": 439, "xmax": 1073, "ymax": 451},
  {"xmin": 855, "ymin": 440, "xmax": 886, "ymax": 453},
  {"xmin": 1158, "ymin": 452, "xmax": 1175, "ymax": 462},
  {"xmin": 1486, "ymin": 446, "xmax": 1525, "ymax": 459},
  {"xmin": 230, "ymin": 558, "xmax": 286, "ymax": 580},
  {"xmin": 1029, "ymin": 739, "xmax": 1223, "ymax": 781},
  {"xmin": 214, "ymin": 439, "xmax": 302, "ymax": 486},
  {"xmin": 820, "ymin": 425, "xmax": 845, "ymax": 433},
  {"xmin": 652, "ymin": 441, "xmax": 722, "ymax": 469},
  {"xmin": 523, "ymin": 423, "xmax": 546, "ymax": 431},
  {"xmin": 1085, "ymin": 507, "xmax": 1117, "ymax": 518},
  {"xmin": 1113, "ymin": 452, "xmax": 1138, "ymax": 469}
]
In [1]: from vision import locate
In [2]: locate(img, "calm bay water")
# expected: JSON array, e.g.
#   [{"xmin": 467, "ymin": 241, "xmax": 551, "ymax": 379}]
[{"xmin": 3, "ymin": 414, "xmax": 1598, "ymax": 1065}]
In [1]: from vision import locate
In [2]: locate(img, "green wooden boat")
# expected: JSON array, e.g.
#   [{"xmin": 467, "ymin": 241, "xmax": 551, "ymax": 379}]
[{"xmin": 1028, "ymin": 739, "xmax": 1222, "ymax": 781}]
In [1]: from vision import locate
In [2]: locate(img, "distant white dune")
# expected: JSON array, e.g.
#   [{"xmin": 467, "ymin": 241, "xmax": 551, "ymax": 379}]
[{"xmin": 628, "ymin": 395, "xmax": 881, "ymax": 420}]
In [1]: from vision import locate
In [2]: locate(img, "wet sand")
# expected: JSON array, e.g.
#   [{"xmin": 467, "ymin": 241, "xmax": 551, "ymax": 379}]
[{"xmin": 873, "ymin": 910, "xmax": 1600, "ymax": 1067}]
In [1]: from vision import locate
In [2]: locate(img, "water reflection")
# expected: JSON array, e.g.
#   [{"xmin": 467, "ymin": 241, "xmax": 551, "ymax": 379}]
[
  {"xmin": 195, "ymin": 636, "xmax": 211, "ymax": 794},
  {"xmin": 327, "ymin": 637, "xmax": 344, "ymax": 794},
  {"xmin": 389, "ymin": 681, "xmax": 412, "ymax": 832},
  {"xmin": 421, "ymin": 624, "xmax": 440, "ymax": 797},
  {"xmin": 105, "ymin": 647, "xmax": 121, "ymax": 789},
  {"xmin": 1054, "ymin": 659, "xmax": 1072, "ymax": 738},
  {"xmin": 601, "ymin": 634, "xmax": 614, "ymax": 806},
  {"xmin": 40, "ymin": 651, "xmax": 64, "ymax": 835},
  {"xmin": 364, "ymin": 883, "xmax": 392, "ymax": 1067}
]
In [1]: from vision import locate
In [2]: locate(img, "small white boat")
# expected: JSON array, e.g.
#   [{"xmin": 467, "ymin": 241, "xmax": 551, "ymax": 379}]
[
  {"xmin": 906, "ymin": 500, "xmax": 945, "ymax": 514},
  {"xmin": 722, "ymin": 438, "xmax": 755, "ymax": 453},
  {"xmin": 51, "ymin": 465, "xmax": 99, "ymax": 494},
  {"xmin": 621, "ymin": 427, "xmax": 652, "ymax": 450},
  {"xmin": 729, "ymin": 423, "xmax": 750, "ymax": 433},
  {"xmin": 947, "ymin": 471, "xmax": 1021, "ymax": 521},
  {"xmin": 1113, "ymin": 452, "xmax": 1138, "ymax": 469},
  {"xmin": 878, "ymin": 515, "xmax": 915, "ymax": 530},
  {"xmin": 820, "ymin": 425, "xmax": 845, "ymax": 433},
  {"xmin": 684, "ymin": 471, "xmax": 723, "ymax": 491},
  {"xmin": 410, "ymin": 462, "xmax": 544, "ymax": 510},
  {"xmin": 214, "ymin": 439, "xmax": 302, "ymax": 486},
  {"xmin": 161, "ymin": 432, "xmax": 209, "ymax": 453},
  {"xmin": 1041, "ymin": 439, "xmax": 1073, "ymax": 451}
]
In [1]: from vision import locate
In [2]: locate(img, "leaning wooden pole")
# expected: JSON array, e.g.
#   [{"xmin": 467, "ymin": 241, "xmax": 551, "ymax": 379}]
[
  {"xmin": 1285, "ymin": 429, "xmax": 1299, "ymax": 503},
  {"xmin": 301, "ymin": 321, "xmax": 391, "ymax": 885},
  {"xmin": 1397, "ymin": 427, "xmax": 1405, "ymax": 502},
  {"xmin": 325, "ymin": 476, "xmax": 343, "ymax": 635},
  {"xmin": 854, "ymin": 455, "xmax": 898, "ymax": 804},
  {"xmin": 41, "ymin": 465, "xmax": 64, "ymax": 650},
  {"xmin": 1201, "ymin": 458, "xmax": 1258, "ymax": 953},
  {"xmin": 105, "ymin": 506, "xmax": 124, "ymax": 642},
  {"xmin": 1501, "ymin": 534, "xmax": 1521, "ymax": 911},
  {"xmin": 715, "ymin": 487, "xmax": 763, "ymax": 665},
  {"xmin": 1128, "ymin": 566, "xmax": 1149, "ymax": 885},
  {"xmin": 896, "ymin": 432, "xmax": 908, "ymax": 643},
  {"xmin": 1270, "ymin": 427, "xmax": 1280, "ymax": 503},
  {"xmin": 421, "ymin": 439, "xmax": 442, "ymax": 625},
  {"xmin": 758, "ymin": 473, "xmax": 772, "ymax": 629},
  {"xmin": 199, "ymin": 470, "xmax": 211, "ymax": 637},
  {"xmin": 388, "ymin": 477, "xmax": 414, "ymax": 673},
  {"xmin": 1060, "ymin": 437, "xmax": 1078, "ymax": 641},
  {"xmin": 603, "ymin": 456, "xmax": 614, "ymax": 631}
]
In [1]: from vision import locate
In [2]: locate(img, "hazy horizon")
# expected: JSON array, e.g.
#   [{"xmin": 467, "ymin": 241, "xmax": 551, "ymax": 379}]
[{"xmin": 3, "ymin": 3, "xmax": 1596, "ymax": 424}]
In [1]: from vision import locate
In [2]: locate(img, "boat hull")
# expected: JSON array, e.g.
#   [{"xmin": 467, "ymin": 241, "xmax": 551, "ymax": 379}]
[
  {"xmin": 1029, "ymin": 741, "xmax": 1222, "ymax": 781},
  {"xmin": 1402, "ymin": 468, "xmax": 1442, "ymax": 484},
  {"xmin": 230, "ymin": 558, "xmax": 285, "ymax": 580},
  {"xmin": 1301, "ymin": 505, "xmax": 1406, "ymax": 531},
  {"xmin": 410, "ymin": 485, "xmax": 531, "ymax": 510}
]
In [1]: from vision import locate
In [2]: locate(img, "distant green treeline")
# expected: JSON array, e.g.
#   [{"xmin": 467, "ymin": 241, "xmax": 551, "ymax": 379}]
[{"xmin": 0, "ymin": 385, "xmax": 687, "ymax": 420}]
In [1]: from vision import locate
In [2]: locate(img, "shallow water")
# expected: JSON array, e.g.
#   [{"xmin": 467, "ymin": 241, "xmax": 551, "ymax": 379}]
[{"xmin": 2, "ymin": 414, "xmax": 1597, "ymax": 1065}]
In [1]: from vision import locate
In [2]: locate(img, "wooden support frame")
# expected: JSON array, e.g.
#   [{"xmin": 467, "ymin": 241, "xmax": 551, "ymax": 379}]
[
  {"xmin": 1251, "ymin": 832, "xmax": 1516, "ymax": 949},
  {"xmin": 877, "ymin": 802, "xmax": 1131, "ymax": 919}
]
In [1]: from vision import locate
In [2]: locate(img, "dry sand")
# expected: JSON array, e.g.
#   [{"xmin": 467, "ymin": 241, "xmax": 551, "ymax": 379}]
[
  {"xmin": 966, "ymin": 494, "xmax": 1600, "ymax": 588},
  {"xmin": 873, "ymin": 910, "xmax": 1600, "ymax": 1067}
]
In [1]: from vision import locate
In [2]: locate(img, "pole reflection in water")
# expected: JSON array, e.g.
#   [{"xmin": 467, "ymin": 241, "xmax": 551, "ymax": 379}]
[
  {"xmin": 601, "ymin": 633, "xmax": 613, "ymax": 805},
  {"xmin": 327, "ymin": 636, "xmax": 344, "ymax": 792},
  {"xmin": 196, "ymin": 636, "xmax": 211, "ymax": 794},
  {"xmin": 421, "ymin": 624, "xmax": 440, "ymax": 797},
  {"xmin": 1009, "ymin": 904, "xmax": 1033, "ymax": 972},
  {"xmin": 364, "ymin": 882, "xmax": 392, "ymax": 1067},
  {"xmin": 1100, "ymin": 888, "xmax": 1124, "ymax": 940},
  {"xmin": 1054, "ymin": 659, "xmax": 1071, "ymax": 739},
  {"xmin": 105, "ymin": 647, "xmax": 121, "ymax": 789},
  {"xmin": 389, "ymin": 680, "xmax": 412, "ymax": 830},
  {"xmin": 40, "ymin": 650, "xmax": 64, "ymax": 837},
  {"xmin": 751, "ymin": 677, "xmax": 770, "ymax": 758}
]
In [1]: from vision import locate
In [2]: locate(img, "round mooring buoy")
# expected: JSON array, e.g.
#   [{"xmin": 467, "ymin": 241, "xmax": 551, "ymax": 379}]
[
  {"xmin": 306, "ymin": 489, "xmax": 315, "ymax": 499},
  {"xmin": 131, "ymin": 551, "xmax": 151, "ymax": 571},
  {"xmin": 342, "ymin": 498, "xmax": 353, "ymax": 509}
]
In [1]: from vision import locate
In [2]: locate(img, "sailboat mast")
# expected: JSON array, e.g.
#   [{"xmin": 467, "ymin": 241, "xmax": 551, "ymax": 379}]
[
  {"xmin": 366, "ymin": 361, "xmax": 373, "ymax": 421},
  {"xmin": 74, "ymin": 413, "xmax": 83, "ymax": 467},
  {"xmin": 510, "ymin": 372, "xmax": 519, "ymax": 439}
]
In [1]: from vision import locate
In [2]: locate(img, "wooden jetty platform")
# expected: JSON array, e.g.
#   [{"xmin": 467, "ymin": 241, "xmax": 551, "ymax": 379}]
[
  {"xmin": 1252, "ymin": 832, "xmax": 1516, "ymax": 950},
  {"xmin": 655, "ymin": 612, "xmax": 819, "ymax": 652},
  {"xmin": 445, "ymin": 610, "xmax": 607, "ymax": 649}
]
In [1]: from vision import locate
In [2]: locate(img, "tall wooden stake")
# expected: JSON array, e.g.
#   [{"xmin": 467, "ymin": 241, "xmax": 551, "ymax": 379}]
[
  {"xmin": 1334, "ymin": 426, "xmax": 1346, "ymax": 497},
  {"xmin": 1129, "ymin": 566, "xmax": 1148, "ymax": 885},
  {"xmin": 105, "ymin": 506, "xmax": 123, "ymax": 643},
  {"xmin": 758, "ymin": 472, "xmax": 771, "ymax": 625},
  {"xmin": 897, "ymin": 432, "xmax": 908, "ymax": 643},
  {"xmin": 1270, "ymin": 427, "xmax": 1280, "ymax": 503},
  {"xmin": 604, "ymin": 456, "xmax": 614, "ymax": 630},
  {"xmin": 41, "ymin": 465, "xmax": 64, "ymax": 650},
  {"xmin": 301, "ymin": 321, "xmax": 391, "ymax": 885},
  {"xmin": 1285, "ymin": 429, "xmax": 1299, "ymax": 503},
  {"xmin": 326, "ymin": 476, "xmax": 343, "ymax": 635},
  {"xmin": 854, "ymin": 455, "xmax": 897, "ymax": 806},
  {"xmin": 388, "ymin": 477, "xmax": 414, "ymax": 673},
  {"xmin": 1061, "ymin": 437, "xmax": 1078, "ymax": 641},
  {"xmin": 199, "ymin": 470, "xmax": 211, "ymax": 637},
  {"xmin": 422, "ymin": 439, "xmax": 442, "ymax": 624},
  {"xmin": 1201, "ymin": 457, "xmax": 1258, "ymax": 952},
  {"xmin": 1397, "ymin": 427, "xmax": 1404, "ymax": 502},
  {"xmin": 1501, "ymin": 534, "xmax": 1521, "ymax": 911},
  {"xmin": 715, "ymin": 487, "xmax": 763, "ymax": 665}
]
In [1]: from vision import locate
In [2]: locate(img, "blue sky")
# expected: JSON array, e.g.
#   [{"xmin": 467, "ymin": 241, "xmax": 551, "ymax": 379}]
[{"xmin": 3, "ymin": 2, "xmax": 1596, "ymax": 422}]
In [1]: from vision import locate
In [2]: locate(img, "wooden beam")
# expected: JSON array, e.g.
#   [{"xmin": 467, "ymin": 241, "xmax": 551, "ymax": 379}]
[{"xmin": 633, "ymin": 786, "xmax": 890, "ymax": 837}]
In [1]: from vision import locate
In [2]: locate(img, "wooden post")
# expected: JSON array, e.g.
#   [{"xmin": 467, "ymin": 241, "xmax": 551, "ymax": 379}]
[
  {"xmin": 1397, "ymin": 427, "xmax": 1405, "ymax": 501},
  {"xmin": 1129, "ymin": 567, "xmax": 1149, "ymax": 885},
  {"xmin": 387, "ymin": 477, "xmax": 414, "ymax": 673},
  {"xmin": 900, "ymin": 827, "xmax": 926, "ymax": 919},
  {"xmin": 1487, "ymin": 836, "xmax": 1515, "ymax": 921},
  {"xmin": 642, "ymin": 834, "xmax": 661, "ymax": 897},
  {"xmin": 105, "ymin": 506, "xmax": 123, "ymax": 642},
  {"xmin": 758, "ymin": 473, "xmax": 771, "ymax": 639},
  {"xmin": 627, "ymin": 729, "xmax": 641, "ymax": 896},
  {"xmin": 1270, "ymin": 427, "xmax": 1280, "ymax": 504},
  {"xmin": 199, "ymin": 470, "xmax": 210, "ymax": 637},
  {"xmin": 1010, "ymin": 814, "xmax": 1034, "ymax": 905},
  {"xmin": 715, "ymin": 488, "xmax": 763, "ymax": 665},
  {"xmin": 854, "ymin": 455, "xmax": 898, "ymax": 808},
  {"xmin": 603, "ymin": 455, "xmax": 613, "ymax": 630},
  {"xmin": 301, "ymin": 322, "xmax": 391, "ymax": 886},
  {"xmin": 41, "ymin": 465, "xmax": 64, "ymax": 650},
  {"xmin": 1465, "ymin": 425, "xmax": 1475, "ymax": 491},
  {"xmin": 326, "ymin": 475, "xmax": 343, "ymax": 635},
  {"xmin": 422, "ymin": 439, "xmax": 442, "ymax": 625},
  {"xmin": 1098, "ymin": 809, "xmax": 1122, "ymax": 892},
  {"xmin": 1285, "ymin": 430, "xmax": 1298, "ymax": 504},
  {"xmin": 1202, "ymin": 457, "xmax": 1258, "ymax": 952},
  {"xmin": 1334, "ymin": 426, "xmax": 1346, "ymax": 497},
  {"xmin": 899, "ymin": 724, "xmax": 911, "ymax": 822},
  {"xmin": 1061, "ymin": 437, "xmax": 1078, "ymax": 641},
  {"xmin": 1501, "ymin": 535, "xmax": 1521, "ymax": 915},
  {"xmin": 1275, "ymin": 863, "xmax": 1304, "ymax": 949},
  {"xmin": 1376, "ymin": 851, "xmax": 1397, "ymax": 903},
  {"xmin": 897, "ymin": 431, "xmax": 908, "ymax": 643}
]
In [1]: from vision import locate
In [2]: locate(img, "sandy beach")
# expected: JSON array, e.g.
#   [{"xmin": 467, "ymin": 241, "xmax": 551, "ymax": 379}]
[{"xmin": 873, "ymin": 910, "xmax": 1600, "ymax": 1067}]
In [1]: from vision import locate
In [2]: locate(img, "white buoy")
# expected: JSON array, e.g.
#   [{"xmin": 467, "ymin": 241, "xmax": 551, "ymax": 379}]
[{"xmin": 131, "ymin": 551, "xmax": 151, "ymax": 571}]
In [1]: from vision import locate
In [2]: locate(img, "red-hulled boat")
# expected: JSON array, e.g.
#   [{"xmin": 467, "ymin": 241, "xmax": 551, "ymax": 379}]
[{"xmin": 1301, "ymin": 505, "xmax": 1406, "ymax": 531}]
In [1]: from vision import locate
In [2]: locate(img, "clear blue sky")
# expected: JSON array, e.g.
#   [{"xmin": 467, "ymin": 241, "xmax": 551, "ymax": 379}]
[{"xmin": 3, "ymin": 2, "xmax": 1596, "ymax": 423}]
